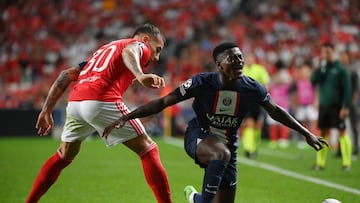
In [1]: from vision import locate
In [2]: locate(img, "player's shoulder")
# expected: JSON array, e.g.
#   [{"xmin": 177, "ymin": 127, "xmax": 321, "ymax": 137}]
[
  {"xmin": 240, "ymin": 75, "xmax": 264, "ymax": 89},
  {"xmin": 191, "ymin": 72, "xmax": 219, "ymax": 86},
  {"xmin": 179, "ymin": 72, "xmax": 218, "ymax": 90},
  {"xmin": 193, "ymin": 72, "xmax": 218, "ymax": 81},
  {"xmin": 241, "ymin": 75, "xmax": 257, "ymax": 83},
  {"xmin": 178, "ymin": 72, "xmax": 218, "ymax": 96},
  {"xmin": 110, "ymin": 38, "xmax": 147, "ymax": 48}
]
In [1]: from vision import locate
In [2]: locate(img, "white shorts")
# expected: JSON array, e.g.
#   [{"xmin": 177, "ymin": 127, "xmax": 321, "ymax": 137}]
[
  {"xmin": 296, "ymin": 105, "xmax": 318, "ymax": 122},
  {"xmin": 61, "ymin": 101, "xmax": 146, "ymax": 147}
]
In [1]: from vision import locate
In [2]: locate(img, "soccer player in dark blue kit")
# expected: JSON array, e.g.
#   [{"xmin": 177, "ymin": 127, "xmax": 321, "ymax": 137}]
[{"xmin": 103, "ymin": 42, "xmax": 328, "ymax": 203}]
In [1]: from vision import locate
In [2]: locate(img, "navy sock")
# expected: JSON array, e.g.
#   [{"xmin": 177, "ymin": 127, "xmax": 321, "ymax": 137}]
[{"xmin": 195, "ymin": 160, "xmax": 227, "ymax": 203}]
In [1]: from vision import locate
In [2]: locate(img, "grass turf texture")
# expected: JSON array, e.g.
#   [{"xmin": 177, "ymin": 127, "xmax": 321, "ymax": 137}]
[{"xmin": 0, "ymin": 136, "xmax": 359, "ymax": 203}]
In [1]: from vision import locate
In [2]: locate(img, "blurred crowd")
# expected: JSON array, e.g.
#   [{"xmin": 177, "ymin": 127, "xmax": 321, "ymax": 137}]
[{"xmin": 1, "ymin": 0, "xmax": 360, "ymax": 136}]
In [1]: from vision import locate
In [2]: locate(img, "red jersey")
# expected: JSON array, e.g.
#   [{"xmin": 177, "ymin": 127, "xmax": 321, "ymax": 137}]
[{"xmin": 68, "ymin": 39, "xmax": 151, "ymax": 102}]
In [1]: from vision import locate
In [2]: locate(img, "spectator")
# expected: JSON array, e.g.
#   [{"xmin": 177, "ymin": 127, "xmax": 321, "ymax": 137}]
[{"xmin": 292, "ymin": 63, "xmax": 319, "ymax": 149}]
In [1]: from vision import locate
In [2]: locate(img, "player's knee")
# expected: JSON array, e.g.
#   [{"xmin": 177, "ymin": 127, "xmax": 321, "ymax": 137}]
[
  {"xmin": 198, "ymin": 147, "xmax": 231, "ymax": 164},
  {"xmin": 217, "ymin": 148, "xmax": 231, "ymax": 163},
  {"xmin": 124, "ymin": 133, "xmax": 154, "ymax": 155},
  {"xmin": 59, "ymin": 141, "xmax": 81, "ymax": 160},
  {"xmin": 208, "ymin": 148, "xmax": 231, "ymax": 164}
]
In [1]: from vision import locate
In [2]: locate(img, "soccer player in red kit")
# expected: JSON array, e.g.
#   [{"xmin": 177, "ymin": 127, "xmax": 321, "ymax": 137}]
[{"xmin": 26, "ymin": 24, "xmax": 172, "ymax": 203}]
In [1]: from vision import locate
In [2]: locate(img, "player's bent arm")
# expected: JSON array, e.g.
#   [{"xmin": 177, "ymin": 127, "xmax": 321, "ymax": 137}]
[
  {"xmin": 41, "ymin": 66, "xmax": 81, "ymax": 113},
  {"xmin": 122, "ymin": 43, "xmax": 144, "ymax": 79}
]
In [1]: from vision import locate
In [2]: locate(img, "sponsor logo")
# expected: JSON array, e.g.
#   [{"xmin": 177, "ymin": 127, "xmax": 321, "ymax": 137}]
[
  {"xmin": 79, "ymin": 76, "xmax": 100, "ymax": 84},
  {"xmin": 206, "ymin": 113, "xmax": 239, "ymax": 128}
]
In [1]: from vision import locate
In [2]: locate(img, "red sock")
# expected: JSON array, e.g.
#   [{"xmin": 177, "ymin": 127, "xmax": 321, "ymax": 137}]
[
  {"xmin": 140, "ymin": 143, "xmax": 172, "ymax": 203},
  {"xmin": 269, "ymin": 125, "xmax": 278, "ymax": 142},
  {"xmin": 26, "ymin": 151, "xmax": 71, "ymax": 203},
  {"xmin": 280, "ymin": 125, "xmax": 289, "ymax": 140}
]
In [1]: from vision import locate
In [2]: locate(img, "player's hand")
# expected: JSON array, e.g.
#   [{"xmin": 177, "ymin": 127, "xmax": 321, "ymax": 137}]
[
  {"xmin": 305, "ymin": 133, "xmax": 328, "ymax": 151},
  {"xmin": 35, "ymin": 110, "xmax": 54, "ymax": 136},
  {"xmin": 102, "ymin": 117, "xmax": 127, "ymax": 139},
  {"xmin": 136, "ymin": 73, "xmax": 165, "ymax": 88}
]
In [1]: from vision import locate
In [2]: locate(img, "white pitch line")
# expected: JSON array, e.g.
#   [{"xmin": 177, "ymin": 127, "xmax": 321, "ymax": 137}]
[
  {"xmin": 238, "ymin": 157, "xmax": 360, "ymax": 196},
  {"xmin": 164, "ymin": 138, "xmax": 360, "ymax": 196},
  {"xmin": 258, "ymin": 148, "xmax": 300, "ymax": 160}
]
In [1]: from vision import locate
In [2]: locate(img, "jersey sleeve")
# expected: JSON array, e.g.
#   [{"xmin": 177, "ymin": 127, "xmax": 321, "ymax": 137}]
[
  {"xmin": 173, "ymin": 76, "xmax": 200, "ymax": 101},
  {"xmin": 78, "ymin": 61, "xmax": 87, "ymax": 69},
  {"xmin": 137, "ymin": 41, "xmax": 151, "ymax": 67},
  {"xmin": 257, "ymin": 81, "xmax": 271, "ymax": 105}
]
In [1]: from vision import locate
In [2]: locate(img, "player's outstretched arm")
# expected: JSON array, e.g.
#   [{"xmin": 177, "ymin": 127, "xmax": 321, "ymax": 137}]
[
  {"xmin": 103, "ymin": 92, "xmax": 180, "ymax": 138},
  {"xmin": 262, "ymin": 99, "xmax": 328, "ymax": 151},
  {"xmin": 36, "ymin": 66, "xmax": 81, "ymax": 136}
]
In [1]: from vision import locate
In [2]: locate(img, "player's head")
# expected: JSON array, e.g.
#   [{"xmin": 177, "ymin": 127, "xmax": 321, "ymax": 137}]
[
  {"xmin": 133, "ymin": 23, "xmax": 166, "ymax": 64},
  {"xmin": 321, "ymin": 42, "xmax": 335, "ymax": 62},
  {"xmin": 213, "ymin": 42, "xmax": 244, "ymax": 80},
  {"xmin": 132, "ymin": 23, "xmax": 166, "ymax": 43},
  {"xmin": 213, "ymin": 42, "xmax": 238, "ymax": 62}
]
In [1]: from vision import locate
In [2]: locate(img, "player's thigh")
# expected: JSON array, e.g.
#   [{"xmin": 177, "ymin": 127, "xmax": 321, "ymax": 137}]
[
  {"xmin": 184, "ymin": 119, "xmax": 209, "ymax": 167},
  {"xmin": 81, "ymin": 101, "xmax": 146, "ymax": 147},
  {"xmin": 184, "ymin": 119, "xmax": 230, "ymax": 165},
  {"xmin": 61, "ymin": 102, "xmax": 96, "ymax": 143},
  {"xmin": 196, "ymin": 136, "xmax": 230, "ymax": 163},
  {"xmin": 184, "ymin": 124, "xmax": 202, "ymax": 164}
]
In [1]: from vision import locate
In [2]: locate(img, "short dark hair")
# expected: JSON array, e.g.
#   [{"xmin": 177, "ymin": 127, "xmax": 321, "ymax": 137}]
[
  {"xmin": 212, "ymin": 42, "xmax": 238, "ymax": 62},
  {"xmin": 322, "ymin": 42, "xmax": 334, "ymax": 49},
  {"xmin": 132, "ymin": 23, "xmax": 165, "ymax": 43}
]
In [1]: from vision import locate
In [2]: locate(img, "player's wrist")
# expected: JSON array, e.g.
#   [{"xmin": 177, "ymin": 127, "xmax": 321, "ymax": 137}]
[
  {"xmin": 41, "ymin": 106, "xmax": 54, "ymax": 114},
  {"xmin": 135, "ymin": 73, "xmax": 146, "ymax": 80}
]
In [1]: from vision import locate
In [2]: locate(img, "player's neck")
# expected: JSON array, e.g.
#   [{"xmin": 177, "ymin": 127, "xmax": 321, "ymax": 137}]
[{"xmin": 219, "ymin": 73, "xmax": 239, "ymax": 89}]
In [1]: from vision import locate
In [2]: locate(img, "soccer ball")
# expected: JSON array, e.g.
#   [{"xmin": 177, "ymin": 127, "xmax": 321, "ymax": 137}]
[{"xmin": 321, "ymin": 198, "xmax": 341, "ymax": 203}]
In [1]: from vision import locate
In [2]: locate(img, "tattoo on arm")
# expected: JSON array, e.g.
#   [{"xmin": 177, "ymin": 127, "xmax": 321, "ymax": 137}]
[{"xmin": 42, "ymin": 67, "xmax": 80, "ymax": 112}]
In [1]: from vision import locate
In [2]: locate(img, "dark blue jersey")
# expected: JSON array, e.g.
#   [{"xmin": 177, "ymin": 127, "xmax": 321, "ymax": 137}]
[{"xmin": 174, "ymin": 72, "xmax": 270, "ymax": 146}]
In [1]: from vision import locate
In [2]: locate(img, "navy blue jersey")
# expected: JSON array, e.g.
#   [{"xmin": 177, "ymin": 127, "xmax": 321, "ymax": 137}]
[{"xmin": 174, "ymin": 72, "xmax": 270, "ymax": 146}]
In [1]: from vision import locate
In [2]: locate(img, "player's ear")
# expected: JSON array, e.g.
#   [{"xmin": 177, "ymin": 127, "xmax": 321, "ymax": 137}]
[
  {"xmin": 217, "ymin": 62, "xmax": 223, "ymax": 70},
  {"xmin": 142, "ymin": 35, "xmax": 150, "ymax": 43}
]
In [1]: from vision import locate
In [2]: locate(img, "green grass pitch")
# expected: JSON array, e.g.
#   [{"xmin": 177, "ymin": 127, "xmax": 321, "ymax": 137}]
[{"xmin": 0, "ymin": 136, "xmax": 359, "ymax": 203}]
